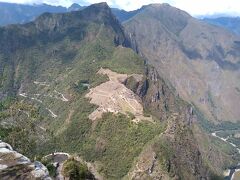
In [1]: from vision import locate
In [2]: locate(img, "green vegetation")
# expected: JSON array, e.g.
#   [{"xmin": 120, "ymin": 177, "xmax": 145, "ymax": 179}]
[
  {"xmin": 0, "ymin": 100, "xmax": 46, "ymax": 158},
  {"xmin": 0, "ymin": 96, "xmax": 15, "ymax": 110},
  {"xmin": 192, "ymin": 104, "xmax": 215, "ymax": 132},
  {"xmin": 41, "ymin": 157, "xmax": 58, "ymax": 178},
  {"xmin": 212, "ymin": 137, "xmax": 237, "ymax": 155},
  {"xmin": 228, "ymin": 137, "xmax": 240, "ymax": 148},
  {"xmin": 216, "ymin": 130, "xmax": 235, "ymax": 138},
  {"xmin": 62, "ymin": 158, "xmax": 92, "ymax": 180},
  {"xmin": 46, "ymin": 164, "xmax": 57, "ymax": 178},
  {"xmin": 0, "ymin": 4, "xmax": 213, "ymax": 179},
  {"xmin": 80, "ymin": 113, "xmax": 164, "ymax": 178},
  {"xmin": 215, "ymin": 122, "xmax": 240, "ymax": 131},
  {"xmin": 0, "ymin": 127, "xmax": 12, "ymax": 139},
  {"xmin": 193, "ymin": 103, "xmax": 240, "ymax": 134},
  {"xmin": 208, "ymin": 91, "xmax": 216, "ymax": 108},
  {"xmin": 101, "ymin": 46, "xmax": 145, "ymax": 74},
  {"xmin": 72, "ymin": 80, "xmax": 89, "ymax": 94},
  {"xmin": 153, "ymin": 137, "xmax": 173, "ymax": 173},
  {"xmin": 124, "ymin": 76, "xmax": 139, "ymax": 92},
  {"xmin": 126, "ymin": 111, "xmax": 136, "ymax": 120}
]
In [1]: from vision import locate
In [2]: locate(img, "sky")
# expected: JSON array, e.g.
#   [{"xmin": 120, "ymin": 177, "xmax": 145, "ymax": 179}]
[{"xmin": 1, "ymin": 0, "xmax": 240, "ymax": 16}]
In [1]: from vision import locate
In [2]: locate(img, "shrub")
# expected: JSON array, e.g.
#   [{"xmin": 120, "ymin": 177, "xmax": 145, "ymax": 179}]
[
  {"xmin": 46, "ymin": 164, "xmax": 57, "ymax": 177},
  {"xmin": 62, "ymin": 158, "xmax": 92, "ymax": 180}
]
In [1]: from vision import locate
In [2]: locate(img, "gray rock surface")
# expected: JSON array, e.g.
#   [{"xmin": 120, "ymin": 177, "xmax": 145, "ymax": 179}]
[{"xmin": 0, "ymin": 140, "xmax": 51, "ymax": 180}]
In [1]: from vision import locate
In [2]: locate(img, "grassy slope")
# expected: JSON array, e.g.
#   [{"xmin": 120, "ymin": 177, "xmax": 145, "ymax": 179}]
[
  {"xmin": 0, "ymin": 10, "xmax": 160, "ymax": 178},
  {"xmin": 1, "ymin": 3, "xmax": 238, "ymax": 179}
]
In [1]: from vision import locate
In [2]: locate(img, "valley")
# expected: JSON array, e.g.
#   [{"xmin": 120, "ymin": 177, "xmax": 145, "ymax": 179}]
[
  {"xmin": 0, "ymin": 1, "xmax": 239, "ymax": 179},
  {"xmin": 18, "ymin": 80, "xmax": 69, "ymax": 119},
  {"xmin": 211, "ymin": 131, "xmax": 240, "ymax": 179}
]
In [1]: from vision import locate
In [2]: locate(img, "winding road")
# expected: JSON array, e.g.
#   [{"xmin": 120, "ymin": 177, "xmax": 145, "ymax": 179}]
[{"xmin": 18, "ymin": 81, "xmax": 69, "ymax": 118}]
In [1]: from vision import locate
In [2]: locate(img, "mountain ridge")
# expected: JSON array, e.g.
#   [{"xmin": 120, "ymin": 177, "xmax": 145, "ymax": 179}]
[
  {"xmin": 124, "ymin": 3, "xmax": 240, "ymax": 123},
  {"xmin": 0, "ymin": 2, "xmax": 72, "ymax": 26},
  {"xmin": 0, "ymin": 2, "xmax": 239, "ymax": 179},
  {"xmin": 203, "ymin": 17, "xmax": 240, "ymax": 35}
]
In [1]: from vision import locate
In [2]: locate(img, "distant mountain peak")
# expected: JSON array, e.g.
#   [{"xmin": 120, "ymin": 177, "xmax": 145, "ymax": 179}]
[
  {"xmin": 0, "ymin": 2, "xmax": 128, "ymax": 49},
  {"xmin": 203, "ymin": 16, "xmax": 240, "ymax": 35},
  {"xmin": 144, "ymin": 2, "xmax": 191, "ymax": 16},
  {"xmin": 70, "ymin": 3, "xmax": 81, "ymax": 7},
  {"xmin": 147, "ymin": 3, "xmax": 171, "ymax": 7},
  {"xmin": 68, "ymin": 3, "xmax": 82, "ymax": 11},
  {"xmin": 130, "ymin": 2, "xmax": 191, "ymax": 35},
  {"xmin": 89, "ymin": 2, "xmax": 109, "ymax": 9},
  {"xmin": 34, "ymin": 2, "xmax": 112, "ymax": 27}
]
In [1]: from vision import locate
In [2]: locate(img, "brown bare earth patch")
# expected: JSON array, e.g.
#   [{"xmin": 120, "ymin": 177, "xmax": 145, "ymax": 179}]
[
  {"xmin": 233, "ymin": 170, "xmax": 240, "ymax": 180},
  {"xmin": 66, "ymin": 110, "xmax": 74, "ymax": 124},
  {"xmin": 86, "ymin": 68, "xmax": 152, "ymax": 122},
  {"xmin": 127, "ymin": 144, "xmax": 170, "ymax": 180}
]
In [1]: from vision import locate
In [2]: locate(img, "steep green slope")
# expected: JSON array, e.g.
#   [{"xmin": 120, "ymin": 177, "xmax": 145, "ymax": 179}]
[
  {"xmin": 0, "ymin": 3, "xmax": 161, "ymax": 178},
  {"xmin": 0, "ymin": 2, "xmax": 237, "ymax": 179},
  {"xmin": 124, "ymin": 3, "xmax": 240, "ymax": 179}
]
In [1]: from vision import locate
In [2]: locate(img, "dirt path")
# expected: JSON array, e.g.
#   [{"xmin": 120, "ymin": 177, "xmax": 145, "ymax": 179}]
[
  {"xmin": 46, "ymin": 108, "xmax": 58, "ymax": 118},
  {"xmin": 66, "ymin": 110, "xmax": 74, "ymax": 124},
  {"xmin": 54, "ymin": 90, "xmax": 69, "ymax": 102},
  {"xmin": 18, "ymin": 81, "xmax": 70, "ymax": 119},
  {"xmin": 33, "ymin": 81, "xmax": 50, "ymax": 86}
]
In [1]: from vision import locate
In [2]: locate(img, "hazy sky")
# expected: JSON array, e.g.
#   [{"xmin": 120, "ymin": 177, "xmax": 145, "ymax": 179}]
[{"xmin": 1, "ymin": 0, "xmax": 240, "ymax": 16}]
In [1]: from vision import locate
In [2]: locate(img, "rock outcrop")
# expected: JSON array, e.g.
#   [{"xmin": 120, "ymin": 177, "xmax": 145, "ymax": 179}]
[
  {"xmin": 0, "ymin": 140, "xmax": 51, "ymax": 180},
  {"xmin": 125, "ymin": 66, "xmax": 211, "ymax": 179}
]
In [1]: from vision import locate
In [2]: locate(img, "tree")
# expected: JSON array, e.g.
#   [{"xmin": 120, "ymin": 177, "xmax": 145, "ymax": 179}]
[{"xmin": 62, "ymin": 158, "xmax": 91, "ymax": 180}]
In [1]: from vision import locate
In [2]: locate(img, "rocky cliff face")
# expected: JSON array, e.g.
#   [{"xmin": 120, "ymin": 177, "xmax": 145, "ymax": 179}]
[
  {"xmin": 125, "ymin": 66, "xmax": 227, "ymax": 179},
  {"xmin": 124, "ymin": 3, "xmax": 240, "ymax": 123},
  {"xmin": 0, "ymin": 140, "xmax": 50, "ymax": 179}
]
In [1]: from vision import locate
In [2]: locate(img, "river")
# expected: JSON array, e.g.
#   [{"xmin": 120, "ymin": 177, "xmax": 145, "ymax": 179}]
[{"xmin": 211, "ymin": 132, "xmax": 240, "ymax": 180}]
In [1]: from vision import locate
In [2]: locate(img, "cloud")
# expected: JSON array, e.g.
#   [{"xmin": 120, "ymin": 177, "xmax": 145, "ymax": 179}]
[
  {"xmin": 0, "ymin": 0, "xmax": 89, "ymax": 7},
  {"xmin": 172, "ymin": 0, "xmax": 240, "ymax": 16},
  {"xmin": 1, "ymin": 0, "xmax": 240, "ymax": 16}
]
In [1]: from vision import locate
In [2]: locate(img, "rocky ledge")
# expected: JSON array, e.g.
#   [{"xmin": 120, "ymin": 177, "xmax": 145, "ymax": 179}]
[{"xmin": 0, "ymin": 140, "xmax": 51, "ymax": 180}]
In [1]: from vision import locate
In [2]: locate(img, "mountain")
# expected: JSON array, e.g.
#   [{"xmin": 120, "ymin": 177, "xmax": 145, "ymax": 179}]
[
  {"xmin": 68, "ymin": 3, "xmax": 83, "ymax": 11},
  {"xmin": 1, "ymin": 1, "xmax": 240, "ymax": 38},
  {"xmin": 111, "ymin": 8, "xmax": 144, "ymax": 22},
  {"xmin": 0, "ymin": 2, "xmax": 239, "ymax": 179},
  {"xmin": 0, "ymin": 1, "xmax": 140, "ymax": 26},
  {"xmin": 0, "ymin": 2, "xmax": 84, "ymax": 26},
  {"xmin": 124, "ymin": 3, "xmax": 240, "ymax": 124},
  {"xmin": 0, "ymin": 2, "xmax": 234, "ymax": 179},
  {"xmin": 203, "ymin": 17, "xmax": 240, "ymax": 35},
  {"xmin": 124, "ymin": 4, "xmax": 240, "ymax": 178}
]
